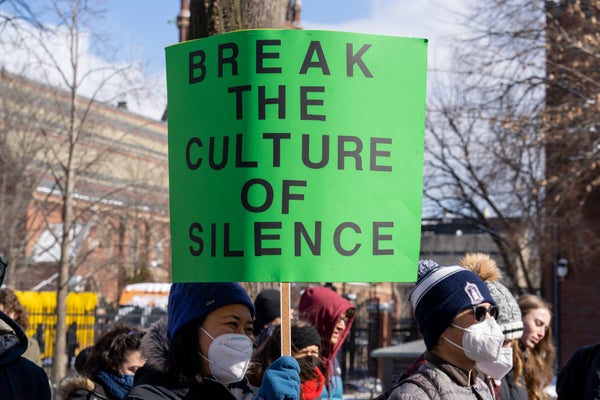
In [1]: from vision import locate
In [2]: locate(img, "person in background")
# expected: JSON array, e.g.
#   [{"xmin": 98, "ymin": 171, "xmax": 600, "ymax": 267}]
[
  {"xmin": 58, "ymin": 323, "xmax": 146, "ymax": 400},
  {"xmin": 517, "ymin": 294, "xmax": 555, "ymax": 400},
  {"xmin": 126, "ymin": 282, "xmax": 300, "ymax": 400},
  {"xmin": 299, "ymin": 285, "xmax": 355, "ymax": 400},
  {"xmin": 253, "ymin": 288, "xmax": 282, "ymax": 349},
  {"xmin": 387, "ymin": 260, "xmax": 501, "ymax": 400},
  {"xmin": 0, "ymin": 287, "xmax": 43, "ymax": 366},
  {"xmin": 248, "ymin": 319, "xmax": 324, "ymax": 400},
  {"xmin": 67, "ymin": 321, "xmax": 80, "ymax": 371},
  {"xmin": 0, "ymin": 256, "xmax": 51, "ymax": 400},
  {"xmin": 460, "ymin": 253, "xmax": 527, "ymax": 400},
  {"xmin": 35, "ymin": 322, "xmax": 46, "ymax": 354},
  {"xmin": 556, "ymin": 341, "xmax": 600, "ymax": 399}
]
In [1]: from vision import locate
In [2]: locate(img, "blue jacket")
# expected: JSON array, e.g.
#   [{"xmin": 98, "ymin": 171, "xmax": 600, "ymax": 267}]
[{"xmin": 319, "ymin": 359, "xmax": 343, "ymax": 400}]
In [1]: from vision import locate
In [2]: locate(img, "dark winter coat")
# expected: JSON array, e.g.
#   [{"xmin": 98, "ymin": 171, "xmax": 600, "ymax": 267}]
[
  {"xmin": 556, "ymin": 343, "xmax": 600, "ymax": 400},
  {"xmin": 125, "ymin": 318, "xmax": 256, "ymax": 400},
  {"xmin": 0, "ymin": 310, "xmax": 51, "ymax": 400},
  {"xmin": 497, "ymin": 369, "xmax": 527, "ymax": 400}
]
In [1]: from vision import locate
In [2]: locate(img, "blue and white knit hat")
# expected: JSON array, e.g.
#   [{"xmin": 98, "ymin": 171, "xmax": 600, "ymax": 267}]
[{"xmin": 409, "ymin": 260, "xmax": 496, "ymax": 350}]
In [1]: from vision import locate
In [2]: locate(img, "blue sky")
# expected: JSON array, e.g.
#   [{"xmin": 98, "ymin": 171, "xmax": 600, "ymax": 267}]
[{"xmin": 101, "ymin": 0, "xmax": 456, "ymax": 76}]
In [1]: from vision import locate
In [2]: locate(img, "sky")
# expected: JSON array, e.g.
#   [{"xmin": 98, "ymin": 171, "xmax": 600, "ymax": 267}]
[
  {"xmin": 0, "ymin": 0, "xmax": 465, "ymax": 120},
  {"xmin": 101, "ymin": 0, "xmax": 458, "ymax": 75},
  {"xmin": 100, "ymin": 0, "xmax": 462, "ymax": 119}
]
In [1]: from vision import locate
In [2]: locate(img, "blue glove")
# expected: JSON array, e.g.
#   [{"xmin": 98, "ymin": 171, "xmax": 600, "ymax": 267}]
[{"xmin": 255, "ymin": 356, "xmax": 300, "ymax": 400}]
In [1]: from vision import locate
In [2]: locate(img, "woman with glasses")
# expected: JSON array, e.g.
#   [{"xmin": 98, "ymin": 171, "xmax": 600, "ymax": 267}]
[
  {"xmin": 59, "ymin": 323, "xmax": 146, "ymax": 400},
  {"xmin": 387, "ymin": 260, "xmax": 502, "ymax": 400},
  {"xmin": 298, "ymin": 285, "xmax": 356, "ymax": 400}
]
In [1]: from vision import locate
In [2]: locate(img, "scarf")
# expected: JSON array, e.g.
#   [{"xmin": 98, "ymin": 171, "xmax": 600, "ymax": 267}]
[{"xmin": 95, "ymin": 370, "xmax": 134, "ymax": 400}]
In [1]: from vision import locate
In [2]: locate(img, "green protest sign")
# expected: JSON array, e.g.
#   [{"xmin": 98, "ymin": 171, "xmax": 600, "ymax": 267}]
[{"xmin": 166, "ymin": 29, "xmax": 427, "ymax": 283}]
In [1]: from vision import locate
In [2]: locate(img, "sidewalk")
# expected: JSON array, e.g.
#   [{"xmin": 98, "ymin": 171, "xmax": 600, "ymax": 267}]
[{"xmin": 344, "ymin": 377, "xmax": 383, "ymax": 399}]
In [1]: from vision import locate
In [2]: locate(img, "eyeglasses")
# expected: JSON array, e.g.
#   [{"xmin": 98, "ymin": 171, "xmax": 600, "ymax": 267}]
[{"xmin": 472, "ymin": 305, "xmax": 499, "ymax": 322}]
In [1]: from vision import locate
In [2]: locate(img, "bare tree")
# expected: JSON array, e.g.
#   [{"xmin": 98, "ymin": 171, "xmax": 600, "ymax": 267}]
[
  {"xmin": 0, "ymin": 70, "xmax": 48, "ymax": 287},
  {"xmin": 0, "ymin": 0, "xmax": 162, "ymax": 384},
  {"xmin": 424, "ymin": 0, "xmax": 599, "ymax": 294},
  {"xmin": 0, "ymin": 0, "xmax": 41, "ymax": 28},
  {"xmin": 423, "ymin": 0, "xmax": 547, "ymax": 292}
]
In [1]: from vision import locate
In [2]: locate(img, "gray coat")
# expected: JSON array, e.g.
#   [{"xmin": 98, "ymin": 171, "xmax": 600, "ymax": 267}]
[{"xmin": 388, "ymin": 352, "xmax": 496, "ymax": 400}]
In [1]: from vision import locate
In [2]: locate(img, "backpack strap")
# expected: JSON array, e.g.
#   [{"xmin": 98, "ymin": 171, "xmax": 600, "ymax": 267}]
[{"xmin": 374, "ymin": 370, "xmax": 439, "ymax": 400}]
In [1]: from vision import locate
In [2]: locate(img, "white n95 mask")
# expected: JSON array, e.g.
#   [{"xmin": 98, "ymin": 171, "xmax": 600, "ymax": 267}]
[
  {"xmin": 199, "ymin": 327, "xmax": 253, "ymax": 385},
  {"xmin": 443, "ymin": 317, "xmax": 504, "ymax": 362},
  {"xmin": 477, "ymin": 347, "xmax": 513, "ymax": 381}
]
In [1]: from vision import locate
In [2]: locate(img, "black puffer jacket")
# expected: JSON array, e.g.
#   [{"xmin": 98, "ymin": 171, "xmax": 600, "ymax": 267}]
[
  {"xmin": 126, "ymin": 319, "xmax": 256, "ymax": 400},
  {"xmin": 0, "ymin": 310, "xmax": 51, "ymax": 400}
]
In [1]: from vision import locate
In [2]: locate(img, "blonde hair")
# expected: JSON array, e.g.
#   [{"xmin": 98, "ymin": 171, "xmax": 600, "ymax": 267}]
[{"xmin": 516, "ymin": 294, "xmax": 555, "ymax": 400}]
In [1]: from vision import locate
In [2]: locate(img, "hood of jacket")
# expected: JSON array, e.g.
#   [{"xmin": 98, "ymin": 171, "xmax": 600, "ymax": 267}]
[
  {"xmin": 138, "ymin": 317, "xmax": 172, "ymax": 378},
  {"xmin": 58, "ymin": 375, "xmax": 110, "ymax": 400},
  {"xmin": 298, "ymin": 287, "xmax": 355, "ymax": 373},
  {"xmin": 0, "ymin": 310, "xmax": 28, "ymax": 367}
]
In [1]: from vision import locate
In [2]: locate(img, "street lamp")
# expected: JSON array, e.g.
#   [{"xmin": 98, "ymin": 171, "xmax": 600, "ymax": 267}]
[
  {"xmin": 557, "ymin": 258, "xmax": 569, "ymax": 280},
  {"xmin": 553, "ymin": 257, "xmax": 568, "ymax": 371}
]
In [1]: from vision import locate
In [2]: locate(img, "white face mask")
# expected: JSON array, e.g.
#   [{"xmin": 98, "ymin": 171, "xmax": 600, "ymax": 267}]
[
  {"xmin": 476, "ymin": 347, "xmax": 513, "ymax": 381},
  {"xmin": 443, "ymin": 317, "xmax": 504, "ymax": 362},
  {"xmin": 199, "ymin": 327, "xmax": 253, "ymax": 385}
]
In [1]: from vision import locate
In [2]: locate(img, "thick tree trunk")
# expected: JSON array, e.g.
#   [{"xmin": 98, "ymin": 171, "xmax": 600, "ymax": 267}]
[{"xmin": 189, "ymin": 0, "xmax": 287, "ymax": 39}]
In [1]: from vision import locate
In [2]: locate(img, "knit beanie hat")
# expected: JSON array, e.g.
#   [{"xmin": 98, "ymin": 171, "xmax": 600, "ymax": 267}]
[
  {"xmin": 291, "ymin": 323, "xmax": 321, "ymax": 351},
  {"xmin": 253, "ymin": 289, "xmax": 281, "ymax": 336},
  {"xmin": 409, "ymin": 260, "xmax": 496, "ymax": 350},
  {"xmin": 167, "ymin": 282, "xmax": 254, "ymax": 341},
  {"xmin": 460, "ymin": 253, "xmax": 523, "ymax": 341}
]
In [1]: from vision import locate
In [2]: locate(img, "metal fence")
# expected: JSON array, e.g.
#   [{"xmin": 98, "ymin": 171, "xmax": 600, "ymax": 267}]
[{"xmin": 339, "ymin": 297, "xmax": 419, "ymax": 384}]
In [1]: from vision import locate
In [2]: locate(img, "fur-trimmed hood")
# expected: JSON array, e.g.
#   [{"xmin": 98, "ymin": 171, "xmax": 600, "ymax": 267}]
[
  {"xmin": 138, "ymin": 317, "xmax": 171, "ymax": 376},
  {"xmin": 57, "ymin": 374, "xmax": 110, "ymax": 400}
]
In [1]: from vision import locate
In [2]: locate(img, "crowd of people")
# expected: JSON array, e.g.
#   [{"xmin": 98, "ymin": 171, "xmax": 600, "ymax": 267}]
[{"xmin": 1, "ymin": 252, "xmax": 599, "ymax": 399}]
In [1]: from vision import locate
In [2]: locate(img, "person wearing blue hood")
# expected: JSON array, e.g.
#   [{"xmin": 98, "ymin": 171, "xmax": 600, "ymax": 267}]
[
  {"xmin": 0, "ymin": 256, "xmax": 51, "ymax": 400},
  {"xmin": 126, "ymin": 282, "xmax": 300, "ymax": 400}
]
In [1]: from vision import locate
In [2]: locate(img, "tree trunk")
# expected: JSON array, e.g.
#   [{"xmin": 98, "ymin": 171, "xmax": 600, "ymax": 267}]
[
  {"xmin": 189, "ymin": 0, "xmax": 287, "ymax": 39},
  {"xmin": 188, "ymin": 1, "xmax": 288, "ymax": 298}
]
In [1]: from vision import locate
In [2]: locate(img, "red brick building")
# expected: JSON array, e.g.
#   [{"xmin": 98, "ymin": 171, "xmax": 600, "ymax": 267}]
[
  {"xmin": 545, "ymin": 0, "xmax": 600, "ymax": 367},
  {"xmin": 0, "ymin": 70, "xmax": 171, "ymax": 306}
]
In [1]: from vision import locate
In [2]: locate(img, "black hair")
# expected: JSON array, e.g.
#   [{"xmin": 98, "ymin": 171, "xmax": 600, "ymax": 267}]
[
  {"xmin": 167, "ymin": 318, "xmax": 205, "ymax": 386},
  {"xmin": 83, "ymin": 323, "xmax": 144, "ymax": 377}
]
